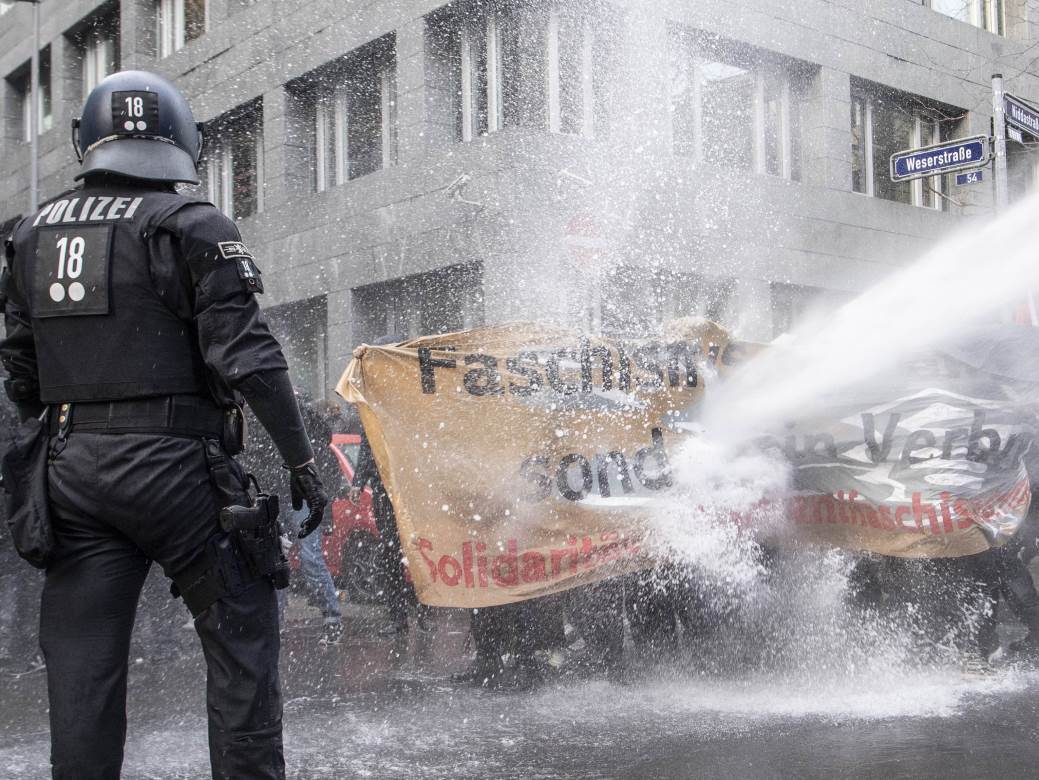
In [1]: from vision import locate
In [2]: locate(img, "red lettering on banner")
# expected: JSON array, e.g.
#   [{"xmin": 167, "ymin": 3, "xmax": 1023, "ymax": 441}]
[
  {"xmin": 492, "ymin": 540, "xmax": 519, "ymax": 586},
  {"xmin": 521, "ymin": 551, "xmax": 547, "ymax": 582},
  {"xmin": 418, "ymin": 538, "xmax": 438, "ymax": 582},
  {"xmin": 462, "ymin": 542, "xmax": 475, "ymax": 588},
  {"xmin": 438, "ymin": 554, "xmax": 462, "ymax": 586},
  {"xmin": 476, "ymin": 542, "xmax": 489, "ymax": 587}
]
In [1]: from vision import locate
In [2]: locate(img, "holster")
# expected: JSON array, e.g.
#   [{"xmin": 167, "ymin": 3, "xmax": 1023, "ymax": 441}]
[{"xmin": 172, "ymin": 439, "xmax": 290, "ymax": 617}]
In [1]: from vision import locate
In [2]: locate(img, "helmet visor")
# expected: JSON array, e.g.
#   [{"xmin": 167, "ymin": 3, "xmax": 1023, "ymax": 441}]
[{"xmin": 75, "ymin": 137, "xmax": 200, "ymax": 185}]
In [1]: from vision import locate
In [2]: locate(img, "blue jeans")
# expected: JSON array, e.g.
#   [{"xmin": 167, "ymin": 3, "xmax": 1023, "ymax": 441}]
[{"xmin": 278, "ymin": 505, "xmax": 342, "ymax": 624}]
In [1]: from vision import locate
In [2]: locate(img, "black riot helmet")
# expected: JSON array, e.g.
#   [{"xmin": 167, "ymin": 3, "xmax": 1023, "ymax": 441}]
[{"xmin": 72, "ymin": 70, "xmax": 203, "ymax": 185}]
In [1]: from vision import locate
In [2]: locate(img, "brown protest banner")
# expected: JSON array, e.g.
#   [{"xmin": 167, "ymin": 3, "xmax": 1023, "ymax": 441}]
[
  {"xmin": 336, "ymin": 320, "xmax": 734, "ymax": 608},
  {"xmin": 337, "ymin": 322, "xmax": 1034, "ymax": 608}
]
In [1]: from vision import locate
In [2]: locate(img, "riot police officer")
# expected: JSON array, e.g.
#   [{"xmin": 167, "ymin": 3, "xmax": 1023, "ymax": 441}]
[{"xmin": 0, "ymin": 71, "xmax": 329, "ymax": 779}]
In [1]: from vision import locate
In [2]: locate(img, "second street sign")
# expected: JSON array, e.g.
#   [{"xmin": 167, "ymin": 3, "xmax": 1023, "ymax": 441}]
[
  {"xmin": 1005, "ymin": 94, "xmax": 1039, "ymax": 139},
  {"xmin": 889, "ymin": 135, "xmax": 990, "ymax": 183}
]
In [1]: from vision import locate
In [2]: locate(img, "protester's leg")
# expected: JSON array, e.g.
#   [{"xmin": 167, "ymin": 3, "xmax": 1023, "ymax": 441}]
[
  {"xmin": 373, "ymin": 496, "xmax": 409, "ymax": 630},
  {"xmin": 296, "ymin": 516, "xmax": 341, "ymax": 623}
]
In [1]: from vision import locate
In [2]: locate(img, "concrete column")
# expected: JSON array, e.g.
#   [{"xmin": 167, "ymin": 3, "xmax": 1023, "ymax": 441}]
[
  {"xmin": 120, "ymin": 0, "xmax": 158, "ymax": 69},
  {"xmin": 261, "ymin": 84, "xmax": 291, "ymax": 211},
  {"xmin": 395, "ymin": 17, "xmax": 429, "ymax": 164},
  {"xmin": 326, "ymin": 288, "xmax": 355, "ymax": 397},
  {"xmin": 800, "ymin": 66, "xmax": 852, "ymax": 192},
  {"xmin": 610, "ymin": 7, "xmax": 670, "ymax": 156}
]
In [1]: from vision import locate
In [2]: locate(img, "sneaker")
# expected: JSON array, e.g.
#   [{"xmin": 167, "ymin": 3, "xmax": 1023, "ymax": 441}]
[{"xmin": 319, "ymin": 622, "xmax": 344, "ymax": 645}]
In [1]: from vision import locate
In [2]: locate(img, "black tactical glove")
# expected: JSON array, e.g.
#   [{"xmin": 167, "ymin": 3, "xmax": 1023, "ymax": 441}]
[{"xmin": 286, "ymin": 461, "xmax": 328, "ymax": 539}]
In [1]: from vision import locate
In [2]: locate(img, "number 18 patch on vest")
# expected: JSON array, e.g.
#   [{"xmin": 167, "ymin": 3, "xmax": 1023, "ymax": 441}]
[{"xmin": 32, "ymin": 225, "xmax": 113, "ymax": 318}]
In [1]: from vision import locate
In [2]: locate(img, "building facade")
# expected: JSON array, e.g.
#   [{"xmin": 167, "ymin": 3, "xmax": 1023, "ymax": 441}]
[{"xmin": 2, "ymin": 0, "xmax": 1039, "ymax": 400}]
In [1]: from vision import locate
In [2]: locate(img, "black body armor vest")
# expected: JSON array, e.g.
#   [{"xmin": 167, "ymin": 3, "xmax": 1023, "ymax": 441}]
[{"xmin": 11, "ymin": 186, "xmax": 211, "ymax": 404}]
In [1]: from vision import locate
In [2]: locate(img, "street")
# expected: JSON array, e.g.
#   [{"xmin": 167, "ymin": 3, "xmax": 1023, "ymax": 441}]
[{"xmin": 3, "ymin": 601, "xmax": 1039, "ymax": 780}]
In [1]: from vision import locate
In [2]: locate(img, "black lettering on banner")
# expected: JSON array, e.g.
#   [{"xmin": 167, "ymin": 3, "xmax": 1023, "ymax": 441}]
[
  {"xmin": 617, "ymin": 347, "xmax": 632, "ymax": 393},
  {"xmin": 418, "ymin": 347, "xmax": 457, "ymax": 394},
  {"xmin": 597, "ymin": 451, "xmax": 633, "ymax": 497},
  {"xmin": 633, "ymin": 428, "xmax": 672, "ymax": 490},
  {"xmin": 557, "ymin": 453, "xmax": 593, "ymax": 501},
  {"xmin": 520, "ymin": 455, "xmax": 553, "ymax": 501},
  {"xmin": 581, "ymin": 339, "xmax": 614, "ymax": 393},
  {"xmin": 31, "ymin": 225, "xmax": 112, "ymax": 318},
  {"xmin": 665, "ymin": 341, "xmax": 698, "ymax": 388},
  {"xmin": 546, "ymin": 349, "xmax": 579, "ymax": 395},
  {"xmin": 968, "ymin": 410, "xmax": 1002, "ymax": 463},
  {"xmin": 506, "ymin": 352, "xmax": 543, "ymax": 396},
  {"xmin": 633, "ymin": 345, "xmax": 663, "ymax": 388},
  {"xmin": 863, "ymin": 413, "xmax": 900, "ymax": 464},
  {"xmin": 463, "ymin": 354, "xmax": 503, "ymax": 396},
  {"xmin": 899, "ymin": 429, "xmax": 937, "ymax": 467}
]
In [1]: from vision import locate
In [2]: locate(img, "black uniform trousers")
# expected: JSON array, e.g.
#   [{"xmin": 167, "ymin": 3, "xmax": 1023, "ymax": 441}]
[{"xmin": 41, "ymin": 432, "xmax": 284, "ymax": 780}]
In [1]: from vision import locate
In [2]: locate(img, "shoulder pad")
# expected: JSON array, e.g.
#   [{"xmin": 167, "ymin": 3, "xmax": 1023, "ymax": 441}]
[{"xmin": 167, "ymin": 204, "xmax": 264, "ymax": 296}]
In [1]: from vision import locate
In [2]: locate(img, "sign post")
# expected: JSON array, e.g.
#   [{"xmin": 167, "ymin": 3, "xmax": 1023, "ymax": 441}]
[{"xmin": 992, "ymin": 74, "xmax": 1010, "ymax": 212}]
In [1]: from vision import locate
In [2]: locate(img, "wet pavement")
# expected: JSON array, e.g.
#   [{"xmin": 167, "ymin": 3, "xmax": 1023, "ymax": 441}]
[{"xmin": 3, "ymin": 597, "xmax": 1039, "ymax": 780}]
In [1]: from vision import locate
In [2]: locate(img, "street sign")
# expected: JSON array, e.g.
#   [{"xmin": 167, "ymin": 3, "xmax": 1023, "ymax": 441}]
[
  {"xmin": 955, "ymin": 170, "xmax": 984, "ymax": 186},
  {"xmin": 889, "ymin": 135, "xmax": 990, "ymax": 183},
  {"xmin": 1004, "ymin": 94, "xmax": 1039, "ymax": 139}
]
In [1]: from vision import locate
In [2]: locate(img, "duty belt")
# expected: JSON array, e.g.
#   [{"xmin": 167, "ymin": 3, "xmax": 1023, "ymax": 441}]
[{"xmin": 48, "ymin": 395, "xmax": 225, "ymax": 439}]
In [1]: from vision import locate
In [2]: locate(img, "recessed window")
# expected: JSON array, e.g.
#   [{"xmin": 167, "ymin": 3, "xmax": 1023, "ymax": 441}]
[
  {"xmin": 201, "ymin": 100, "xmax": 263, "ymax": 221},
  {"xmin": 547, "ymin": 6, "xmax": 594, "ymax": 136},
  {"xmin": 354, "ymin": 263, "xmax": 484, "ymax": 342},
  {"xmin": 16, "ymin": 48, "xmax": 53, "ymax": 141},
  {"xmin": 292, "ymin": 38, "xmax": 397, "ymax": 193},
  {"xmin": 850, "ymin": 83, "xmax": 964, "ymax": 210},
  {"xmin": 157, "ymin": 0, "xmax": 207, "ymax": 58},
  {"xmin": 458, "ymin": 5, "xmax": 520, "ymax": 140},
  {"xmin": 670, "ymin": 32, "xmax": 808, "ymax": 181},
  {"xmin": 926, "ymin": 0, "xmax": 1004, "ymax": 35}
]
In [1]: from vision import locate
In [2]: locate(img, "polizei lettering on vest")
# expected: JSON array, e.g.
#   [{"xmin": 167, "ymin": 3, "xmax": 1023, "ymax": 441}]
[{"xmin": 33, "ymin": 196, "xmax": 144, "ymax": 227}]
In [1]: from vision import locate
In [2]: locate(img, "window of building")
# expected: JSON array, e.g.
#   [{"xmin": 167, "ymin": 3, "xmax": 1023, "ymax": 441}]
[
  {"xmin": 926, "ymin": 0, "xmax": 1004, "ymax": 35},
  {"xmin": 16, "ymin": 49, "xmax": 53, "ymax": 141},
  {"xmin": 670, "ymin": 32, "xmax": 807, "ymax": 181},
  {"xmin": 75, "ymin": 10, "xmax": 120, "ymax": 98},
  {"xmin": 201, "ymin": 100, "xmax": 264, "ymax": 220},
  {"xmin": 850, "ymin": 83, "xmax": 963, "ymax": 209},
  {"xmin": 157, "ymin": 0, "xmax": 207, "ymax": 58},
  {"xmin": 293, "ymin": 38, "xmax": 397, "ymax": 193},
  {"xmin": 0, "ymin": 2, "xmax": 14, "ymax": 15},
  {"xmin": 457, "ymin": 5, "xmax": 520, "ymax": 141},
  {"xmin": 354, "ymin": 263, "xmax": 484, "ymax": 342},
  {"xmin": 547, "ymin": 5, "xmax": 595, "ymax": 136}
]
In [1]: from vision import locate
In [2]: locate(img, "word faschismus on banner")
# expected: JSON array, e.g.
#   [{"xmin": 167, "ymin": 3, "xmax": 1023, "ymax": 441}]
[
  {"xmin": 337, "ymin": 322, "xmax": 1034, "ymax": 608},
  {"xmin": 889, "ymin": 135, "xmax": 990, "ymax": 183},
  {"xmin": 1004, "ymin": 93, "xmax": 1039, "ymax": 139}
]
